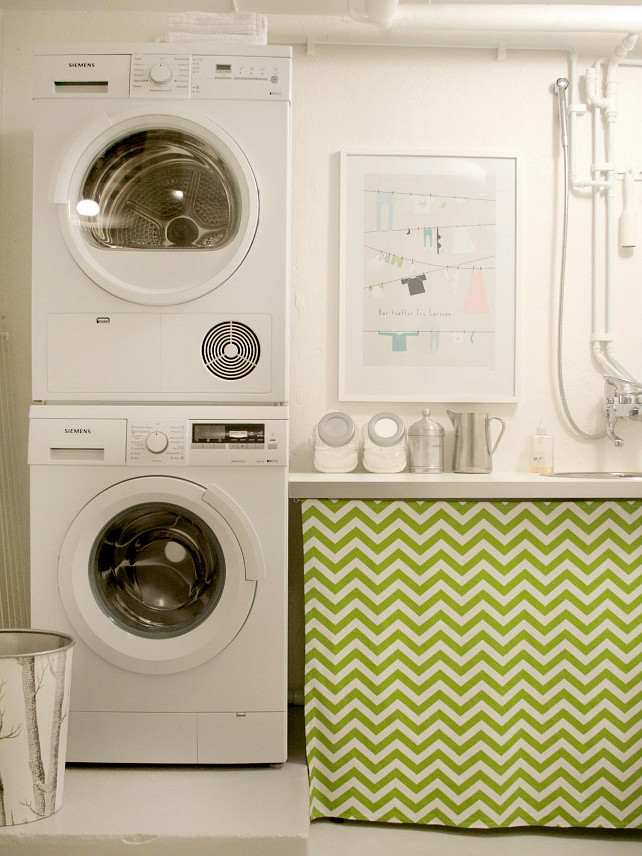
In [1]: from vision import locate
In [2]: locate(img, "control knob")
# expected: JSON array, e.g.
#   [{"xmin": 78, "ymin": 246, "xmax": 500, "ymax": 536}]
[
  {"xmin": 149, "ymin": 63, "xmax": 173, "ymax": 86},
  {"xmin": 146, "ymin": 431, "xmax": 169, "ymax": 454}
]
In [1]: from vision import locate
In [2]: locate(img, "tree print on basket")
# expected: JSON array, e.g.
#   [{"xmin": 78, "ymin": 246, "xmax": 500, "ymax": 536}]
[{"xmin": 0, "ymin": 631, "xmax": 73, "ymax": 826}]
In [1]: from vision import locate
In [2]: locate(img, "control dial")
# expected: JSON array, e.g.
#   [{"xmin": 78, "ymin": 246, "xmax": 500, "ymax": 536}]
[
  {"xmin": 149, "ymin": 63, "xmax": 173, "ymax": 86},
  {"xmin": 145, "ymin": 431, "xmax": 169, "ymax": 454}
]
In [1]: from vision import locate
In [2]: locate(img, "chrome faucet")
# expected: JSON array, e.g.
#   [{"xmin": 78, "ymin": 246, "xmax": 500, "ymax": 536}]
[{"xmin": 603, "ymin": 375, "xmax": 642, "ymax": 446}]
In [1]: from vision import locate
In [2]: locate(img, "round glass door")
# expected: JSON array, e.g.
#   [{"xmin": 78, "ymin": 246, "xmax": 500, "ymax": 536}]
[
  {"xmin": 78, "ymin": 129, "xmax": 241, "ymax": 251},
  {"xmin": 91, "ymin": 502, "xmax": 226, "ymax": 639},
  {"xmin": 58, "ymin": 477, "xmax": 261, "ymax": 675},
  {"xmin": 58, "ymin": 110, "xmax": 259, "ymax": 305}
]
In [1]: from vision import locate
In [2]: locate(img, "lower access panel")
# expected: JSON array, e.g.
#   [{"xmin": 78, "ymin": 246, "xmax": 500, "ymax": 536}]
[
  {"xmin": 68, "ymin": 712, "xmax": 197, "ymax": 763},
  {"xmin": 302, "ymin": 499, "xmax": 642, "ymax": 829},
  {"xmin": 198, "ymin": 712, "xmax": 287, "ymax": 764}
]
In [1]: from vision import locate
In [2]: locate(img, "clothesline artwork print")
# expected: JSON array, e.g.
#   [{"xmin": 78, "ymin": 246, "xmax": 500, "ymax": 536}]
[
  {"xmin": 340, "ymin": 152, "xmax": 517, "ymax": 401},
  {"xmin": 362, "ymin": 172, "xmax": 497, "ymax": 370}
]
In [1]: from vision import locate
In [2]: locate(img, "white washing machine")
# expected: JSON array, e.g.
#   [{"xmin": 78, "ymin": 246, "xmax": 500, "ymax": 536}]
[
  {"xmin": 29, "ymin": 404, "xmax": 288, "ymax": 764},
  {"xmin": 31, "ymin": 44, "xmax": 291, "ymax": 404}
]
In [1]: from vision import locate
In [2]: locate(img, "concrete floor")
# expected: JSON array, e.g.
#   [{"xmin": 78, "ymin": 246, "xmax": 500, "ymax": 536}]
[
  {"xmin": 0, "ymin": 707, "xmax": 639, "ymax": 855},
  {"xmin": 310, "ymin": 819, "xmax": 642, "ymax": 856}
]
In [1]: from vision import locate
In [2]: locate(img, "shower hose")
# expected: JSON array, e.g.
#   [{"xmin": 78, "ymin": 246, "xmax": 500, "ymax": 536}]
[{"xmin": 556, "ymin": 84, "xmax": 605, "ymax": 441}]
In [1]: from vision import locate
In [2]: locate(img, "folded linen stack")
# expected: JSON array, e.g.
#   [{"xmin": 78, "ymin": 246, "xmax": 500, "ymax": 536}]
[{"xmin": 166, "ymin": 12, "xmax": 268, "ymax": 44}]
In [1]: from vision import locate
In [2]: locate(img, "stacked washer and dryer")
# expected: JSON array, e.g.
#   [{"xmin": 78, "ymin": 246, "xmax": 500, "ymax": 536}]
[{"xmin": 28, "ymin": 44, "xmax": 291, "ymax": 763}]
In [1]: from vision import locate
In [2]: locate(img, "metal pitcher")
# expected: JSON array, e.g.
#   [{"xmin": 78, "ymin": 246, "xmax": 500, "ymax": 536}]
[{"xmin": 447, "ymin": 410, "xmax": 506, "ymax": 474}]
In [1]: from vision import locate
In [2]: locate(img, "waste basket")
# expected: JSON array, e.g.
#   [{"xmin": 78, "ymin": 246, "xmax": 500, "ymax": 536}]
[{"xmin": 0, "ymin": 629, "xmax": 74, "ymax": 825}]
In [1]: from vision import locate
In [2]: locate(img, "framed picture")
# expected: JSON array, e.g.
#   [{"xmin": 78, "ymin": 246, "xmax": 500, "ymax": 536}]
[{"xmin": 339, "ymin": 150, "xmax": 519, "ymax": 402}]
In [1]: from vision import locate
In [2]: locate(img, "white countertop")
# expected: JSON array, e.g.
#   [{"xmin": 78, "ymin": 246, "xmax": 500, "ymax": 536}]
[{"xmin": 289, "ymin": 471, "xmax": 642, "ymax": 499}]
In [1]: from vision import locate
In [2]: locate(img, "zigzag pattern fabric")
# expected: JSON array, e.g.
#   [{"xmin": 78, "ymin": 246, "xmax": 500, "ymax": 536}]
[{"xmin": 302, "ymin": 499, "xmax": 642, "ymax": 828}]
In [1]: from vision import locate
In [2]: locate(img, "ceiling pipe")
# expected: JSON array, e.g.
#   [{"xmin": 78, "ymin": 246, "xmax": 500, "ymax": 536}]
[
  {"xmin": 347, "ymin": 0, "xmax": 399, "ymax": 29},
  {"xmin": 348, "ymin": 2, "xmax": 642, "ymax": 34}
]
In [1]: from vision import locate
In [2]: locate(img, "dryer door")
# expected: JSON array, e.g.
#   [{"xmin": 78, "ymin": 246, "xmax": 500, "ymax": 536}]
[
  {"xmin": 56, "ymin": 109, "xmax": 259, "ymax": 305},
  {"xmin": 58, "ymin": 476, "xmax": 262, "ymax": 674}
]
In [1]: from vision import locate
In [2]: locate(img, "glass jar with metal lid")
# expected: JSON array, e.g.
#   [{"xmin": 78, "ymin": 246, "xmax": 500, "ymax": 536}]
[
  {"xmin": 313, "ymin": 411, "xmax": 359, "ymax": 473},
  {"xmin": 362, "ymin": 412, "xmax": 408, "ymax": 473},
  {"xmin": 408, "ymin": 409, "xmax": 444, "ymax": 473}
]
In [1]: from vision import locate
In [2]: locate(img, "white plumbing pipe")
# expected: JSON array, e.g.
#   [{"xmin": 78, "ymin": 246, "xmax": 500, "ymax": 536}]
[
  {"xmin": 602, "ymin": 37, "xmax": 641, "ymax": 381},
  {"xmin": 347, "ymin": 0, "xmax": 399, "ymax": 29},
  {"xmin": 567, "ymin": 57, "xmax": 616, "ymax": 375},
  {"xmin": 388, "ymin": 4, "xmax": 642, "ymax": 34},
  {"xmin": 568, "ymin": 61, "xmax": 608, "ymax": 191},
  {"xmin": 566, "ymin": 44, "xmax": 640, "ymax": 381},
  {"xmin": 584, "ymin": 36, "xmax": 642, "ymax": 383}
]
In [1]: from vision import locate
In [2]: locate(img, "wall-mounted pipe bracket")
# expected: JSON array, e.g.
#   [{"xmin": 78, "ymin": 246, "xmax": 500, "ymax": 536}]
[{"xmin": 591, "ymin": 162, "xmax": 614, "ymax": 174}]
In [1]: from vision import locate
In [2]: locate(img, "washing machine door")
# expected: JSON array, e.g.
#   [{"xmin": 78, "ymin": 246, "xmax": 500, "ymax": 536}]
[
  {"xmin": 55, "ymin": 108, "xmax": 259, "ymax": 306},
  {"xmin": 58, "ymin": 476, "xmax": 262, "ymax": 674}
]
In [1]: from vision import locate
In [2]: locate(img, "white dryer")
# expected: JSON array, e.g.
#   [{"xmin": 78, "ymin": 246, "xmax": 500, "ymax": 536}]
[
  {"xmin": 31, "ymin": 44, "xmax": 291, "ymax": 404},
  {"xmin": 29, "ymin": 404, "xmax": 288, "ymax": 764}
]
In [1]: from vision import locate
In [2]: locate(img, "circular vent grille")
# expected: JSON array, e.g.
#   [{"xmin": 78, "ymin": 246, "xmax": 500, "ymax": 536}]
[{"xmin": 201, "ymin": 321, "xmax": 261, "ymax": 380}]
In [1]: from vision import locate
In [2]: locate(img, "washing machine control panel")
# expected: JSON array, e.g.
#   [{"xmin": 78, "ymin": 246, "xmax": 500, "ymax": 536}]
[
  {"xmin": 129, "ymin": 53, "xmax": 291, "ymax": 100},
  {"xmin": 127, "ymin": 420, "xmax": 187, "ymax": 465},
  {"xmin": 126, "ymin": 419, "xmax": 287, "ymax": 466},
  {"xmin": 189, "ymin": 419, "xmax": 288, "ymax": 466}
]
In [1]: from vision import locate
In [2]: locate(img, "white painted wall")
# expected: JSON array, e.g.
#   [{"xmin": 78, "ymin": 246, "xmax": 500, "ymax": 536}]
[
  {"xmin": 2, "ymin": 9, "xmax": 642, "ymax": 681},
  {"xmin": 287, "ymin": 40, "xmax": 642, "ymax": 474}
]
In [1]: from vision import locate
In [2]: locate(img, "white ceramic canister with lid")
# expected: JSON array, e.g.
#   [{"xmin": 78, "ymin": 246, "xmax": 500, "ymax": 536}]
[
  {"xmin": 313, "ymin": 411, "xmax": 359, "ymax": 473},
  {"xmin": 408, "ymin": 409, "xmax": 444, "ymax": 473},
  {"xmin": 362, "ymin": 412, "xmax": 408, "ymax": 473}
]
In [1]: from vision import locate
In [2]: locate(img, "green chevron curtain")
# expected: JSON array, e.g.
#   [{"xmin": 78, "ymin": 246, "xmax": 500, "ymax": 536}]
[{"xmin": 302, "ymin": 499, "xmax": 642, "ymax": 828}]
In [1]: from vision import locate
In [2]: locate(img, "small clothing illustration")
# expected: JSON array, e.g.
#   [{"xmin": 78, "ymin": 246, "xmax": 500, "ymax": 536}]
[
  {"xmin": 379, "ymin": 331, "xmax": 419, "ymax": 352},
  {"xmin": 376, "ymin": 191, "xmax": 395, "ymax": 231},
  {"xmin": 479, "ymin": 224, "xmax": 494, "ymax": 255},
  {"xmin": 444, "ymin": 266, "xmax": 460, "ymax": 296},
  {"xmin": 423, "ymin": 227, "xmax": 433, "ymax": 248},
  {"xmin": 401, "ymin": 274, "xmax": 426, "ymax": 296},
  {"xmin": 463, "ymin": 268, "xmax": 489, "ymax": 313},
  {"xmin": 413, "ymin": 195, "xmax": 432, "ymax": 215},
  {"xmin": 429, "ymin": 331, "xmax": 440, "ymax": 351},
  {"xmin": 368, "ymin": 285, "xmax": 385, "ymax": 299},
  {"xmin": 452, "ymin": 226, "xmax": 476, "ymax": 255}
]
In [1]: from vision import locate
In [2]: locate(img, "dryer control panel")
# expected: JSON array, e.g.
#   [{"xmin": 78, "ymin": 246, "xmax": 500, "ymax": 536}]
[{"xmin": 129, "ymin": 53, "xmax": 291, "ymax": 100}]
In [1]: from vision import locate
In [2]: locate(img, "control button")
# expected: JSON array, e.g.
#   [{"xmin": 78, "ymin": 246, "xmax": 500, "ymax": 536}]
[
  {"xmin": 145, "ymin": 431, "xmax": 169, "ymax": 454},
  {"xmin": 271, "ymin": 74, "xmax": 279, "ymax": 83},
  {"xmin": 149, "ymin": 63, "xmax": 173, "ymax": 86}
]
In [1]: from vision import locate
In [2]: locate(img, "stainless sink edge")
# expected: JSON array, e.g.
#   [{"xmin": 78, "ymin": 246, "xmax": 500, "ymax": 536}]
[{"xmin": 541, "ymin": 472, "xmax": 642, "ymax": 479}]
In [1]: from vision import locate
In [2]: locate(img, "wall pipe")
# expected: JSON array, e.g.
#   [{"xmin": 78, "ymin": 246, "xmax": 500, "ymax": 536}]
[
  {"xmin": 349, "ymin": 2, "xmax": 642, "ymax": 34},
  {"xmin": 581, "ymin": 36, "xmax": 642, "ymax": 384}
]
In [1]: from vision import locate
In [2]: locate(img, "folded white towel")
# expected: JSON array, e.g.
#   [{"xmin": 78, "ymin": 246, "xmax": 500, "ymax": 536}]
[{"xmin": 166, "ymin": 12, "xmax": 267, "ymax": 44}]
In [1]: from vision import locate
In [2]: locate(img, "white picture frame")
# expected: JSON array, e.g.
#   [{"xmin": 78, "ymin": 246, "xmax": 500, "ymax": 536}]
[{"xmin": 339, "ymin": 150, "xmax": 520, "ymax": 402}]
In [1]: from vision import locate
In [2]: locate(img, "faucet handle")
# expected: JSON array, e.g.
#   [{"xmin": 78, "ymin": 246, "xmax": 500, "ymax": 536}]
[
  {"xmin": 603, "ymin": 403, "xmax": 625, "ymax": 446},
  {"xmin": 604, "ymin": 374, "xmax": 642, "ymax": 394}
]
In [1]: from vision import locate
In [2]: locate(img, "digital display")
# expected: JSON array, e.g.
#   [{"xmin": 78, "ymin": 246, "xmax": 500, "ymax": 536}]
[{"xmin": 192, "ymin": 423, "xmax": 265, "ymax": 446}]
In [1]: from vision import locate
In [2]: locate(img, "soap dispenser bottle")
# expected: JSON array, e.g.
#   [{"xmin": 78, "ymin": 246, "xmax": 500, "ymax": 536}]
[{"xmin": 529, "ymin": 422, "xmax": 554, "ymax": 474}]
